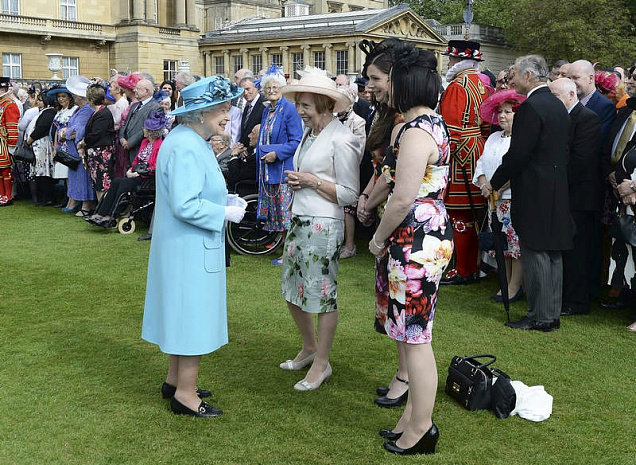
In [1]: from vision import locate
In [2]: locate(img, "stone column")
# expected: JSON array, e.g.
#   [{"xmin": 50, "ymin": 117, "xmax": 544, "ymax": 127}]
[
  {"xmin": 145, "ymin": 0, "xmax": 156, "ymax": 23},
  {"xmin": 132, "ymin": 0, "xmax": 144, "ymax": 21},
  {"xmin": 176, "ymin": 0, "xmax": 187, "ymax": 27},
  {"xmin": 222, "ymin": 49, "xmax": 230, "ymax": 77},
  {"xmin": 280, "ymin": 46, "xmax": 289, "ymax": 76},
  {"xmin": 240, "ymin": 48, "xmax": 249, "ymax": 71},
  {"xmin": 346, "ymin": 41, "xmax": 356, "ymax": 74},
  {"xmin": 260, "ymin": 47, "xmax": 268, "ymax": 68},
  {"xmin": 186, "ymin": 0, "xmax": 196, "ymax": 28},
  {"xmin": 323, "ymin": 43, "xmax": 333, "ymax": 75},
  {"xmin": 301, "ymin": 44, "xmax": 310, "ymax": 71}
]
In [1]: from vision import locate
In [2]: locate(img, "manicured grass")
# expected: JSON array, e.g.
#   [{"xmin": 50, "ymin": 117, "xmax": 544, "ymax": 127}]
[{"xmin": 1, "ymin": 200, "xmax": 634, "ymax": 464}]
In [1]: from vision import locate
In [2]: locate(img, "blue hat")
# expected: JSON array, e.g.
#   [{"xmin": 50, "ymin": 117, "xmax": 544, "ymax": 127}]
[
  {"xmin": 170, "ymin": 75, "xmax": 243, "ymax": 116},
  {"xmin": 46, "ymin": 84, "xmax": 72, "ymax": 98},
  {"xmin": 104, "ymin": 85, "xmax": 116, "ymax": 102},
  {"xmin": 144, "ymin": 110, "xmax": 167, "ymax": 131}
]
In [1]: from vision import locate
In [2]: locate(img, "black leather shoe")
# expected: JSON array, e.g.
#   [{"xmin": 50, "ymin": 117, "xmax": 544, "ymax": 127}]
[
  {"xmin": 505, "ymin": 316, "xmax": 532, "ymax": 328},
  {"xmin": 600, "ymin": 300, "xmax": 629, "ymax": 310},
  {"xmin": 380, "ymin": 429, "xmax": 403, "ymax": 440},
  {"xmin": 376, "ymin": 386, "xmax": 389, "ymax": 396},
  {"xmin": 560, "ymin": 306, "xmax": 589, "ymax": 317},
  {"xmin": 506, "ymin": 317, "xmax": 557, "ymax": 332},
  {"xmin": 161, "ymin": 382, "xmax": 211, "ymax": 399},
  {"xmin": 170, "ymin": 398, "xmax": 222, "ymax": 417},
  {"xmin": 383, "ymin": 423, "xmax": 439, "ymax": 455},
  {"xmin": 440, "ymin": 271, "xmax": 479, "ymax": 286},
  {"xmin": 375, "ymin": 390, "xmax": 408, "ymax": 408},
  {"xmin": 551, "ymin": 319, "xmax": 560, "ymax": 330},
  {"xmin": 137, "ymin": 234, "xmax": 152, "ymax": 242}
]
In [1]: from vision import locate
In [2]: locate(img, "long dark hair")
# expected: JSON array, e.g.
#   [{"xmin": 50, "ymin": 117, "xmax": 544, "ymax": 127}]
[{"xmin": 359, "ymin": 38, "xmax": 402, "ymax": 153}]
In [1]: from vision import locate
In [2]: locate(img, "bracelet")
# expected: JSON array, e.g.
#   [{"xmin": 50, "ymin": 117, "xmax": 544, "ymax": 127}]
[
  {"xmin": 372, "ymin": 235, "xmax": 385, "ymax": 249},
  {"xmin": 360, "ymin": 193, "xmax": 369, "ymax": 200}
]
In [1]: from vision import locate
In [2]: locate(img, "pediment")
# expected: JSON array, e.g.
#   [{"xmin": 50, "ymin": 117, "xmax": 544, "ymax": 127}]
[{"xmin": 364, "ymin": 11, "xmax": 445, "ymax": 45}]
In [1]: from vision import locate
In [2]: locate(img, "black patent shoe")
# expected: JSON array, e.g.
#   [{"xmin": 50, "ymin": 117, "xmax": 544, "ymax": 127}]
[
  {"xmin": 161, "ymin": 382, "xmax": 211, "ymax": 399},
  {"xmin": 379, "ymin": 429, "xmax": 403, "ymax": 440},
  {"xmin": 375, "ymin": 390, "xmax": 408, "ymax": 408},
  {"xmin": 170, "ymin": 397, "xmax": 222, "ymax": 417},
  {"xmin": 383, "ymin": 423, "xmax": 439, "ymax": 455},
  {"xmin": 376, "ymin": 386, "xmax": 389, "ymax": 396}
]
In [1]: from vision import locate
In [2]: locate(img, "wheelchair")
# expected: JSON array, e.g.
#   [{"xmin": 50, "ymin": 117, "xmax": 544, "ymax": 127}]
[
  {"xmin": 108, "ymin": 176, "xmax": 155, "ymax": 235},
  {"xmin": 225, "ymin": 180, "xmax": 284, "ymax": 255}
]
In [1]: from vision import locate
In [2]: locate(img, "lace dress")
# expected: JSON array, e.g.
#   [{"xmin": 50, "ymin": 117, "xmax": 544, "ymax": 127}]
[{"xmin": 375, "ymin": 113, "xmax": 454, "ymax": 344}]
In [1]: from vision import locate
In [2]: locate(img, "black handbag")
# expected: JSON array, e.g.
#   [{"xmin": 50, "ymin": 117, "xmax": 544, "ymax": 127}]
[
  {"xmin": 12, "ymin": 138, "xmax": 35, "ymax": 163},
  {"xmin": 53, "ymin": 148, "xmax": 80, "ymax": 170},
  {"xmin": 491, "ymin": 368, "xmax": 516, "ymax": 419},
  {"xmin": 610, "ymin": 206, "xmax": 636, "ymax": 246},
  {"xmin": 445, "ymin": 354, "xmax": 496, "ymax": 411}
]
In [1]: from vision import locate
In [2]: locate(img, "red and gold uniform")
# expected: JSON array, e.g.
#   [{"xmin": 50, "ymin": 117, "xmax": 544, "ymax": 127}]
[
  {"xmin": 0, "ymin": 89, "xmax": 20, "ymax": 205},
  {"xmin": 439, "ymin": 67, "xmax": 490, "ymax": 279}
]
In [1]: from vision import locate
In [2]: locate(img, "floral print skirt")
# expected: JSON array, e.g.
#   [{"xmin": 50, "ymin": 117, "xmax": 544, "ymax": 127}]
[
  {"xmin": 488, "ymin": 199, "xmax": 520, "ymax": 260},
  {"xmin": 86, "ymin": 145, "xmax": 114, "ymax": 192},
  {"xmin": 375, "ymin": 202, "xmax": 454, "ymax": 344},
  {"xmin": 281, "ymin": 215, "xmax": 344, "ymax": 313}
]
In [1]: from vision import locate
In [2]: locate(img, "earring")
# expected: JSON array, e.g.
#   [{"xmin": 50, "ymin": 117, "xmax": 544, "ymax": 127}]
[{"xmin": 200, "ymin": 119, "xmax": 204, "ymax": 124}]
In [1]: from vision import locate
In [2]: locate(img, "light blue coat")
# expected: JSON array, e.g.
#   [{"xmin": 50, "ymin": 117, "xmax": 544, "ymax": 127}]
[{"xmin": 142, "ymin": 124, "xmax": 228, "ymax": 355}]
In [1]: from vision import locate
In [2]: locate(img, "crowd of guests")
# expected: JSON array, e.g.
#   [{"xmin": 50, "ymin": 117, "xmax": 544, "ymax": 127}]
[{"xmin": 3, "ymin": 38, "xmax": 636, "ymax": 456}]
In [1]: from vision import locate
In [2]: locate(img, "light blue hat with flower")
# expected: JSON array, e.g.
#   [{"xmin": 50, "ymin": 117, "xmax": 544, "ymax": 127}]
[{"xmin": 170, "ymin": 75, "xmax": 243, "ymax": 116}]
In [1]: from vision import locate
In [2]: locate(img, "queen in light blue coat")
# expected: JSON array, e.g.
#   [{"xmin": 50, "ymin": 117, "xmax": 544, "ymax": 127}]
[{"xmin": 141, "ymin": 76, "xmax": 246, "ymax": 418}]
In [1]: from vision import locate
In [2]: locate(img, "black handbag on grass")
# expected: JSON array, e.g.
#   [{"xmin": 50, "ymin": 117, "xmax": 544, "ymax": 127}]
[
  {"xmin": 445, "ymin": 354, "xmax": 496, "ymax": 411},
  {"xmin": 12, "ymin": 138, "xmax": 35, "ymax": 163},
  {"xmin": 53, "ymin": 148, "xmax": 80, "ymax": 170},
  {"xmin": 491, "ymin": 368, "xmax": 516, "ymax": 419}
]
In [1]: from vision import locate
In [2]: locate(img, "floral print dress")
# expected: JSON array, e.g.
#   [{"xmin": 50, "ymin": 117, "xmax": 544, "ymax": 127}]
[{"xmin": 375, "ymin": 114, "xmax": 453, "ymax": 344}]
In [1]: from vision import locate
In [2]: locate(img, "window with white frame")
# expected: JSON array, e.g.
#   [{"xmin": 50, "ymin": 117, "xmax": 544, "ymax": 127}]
[
  {"xmin": 251, "ymin": 55, "xmax": 262, "ymax": 75},
  {"xmin": 62, "ymin": 57, "xmax": 79, "ymax": 79},
  {"xmin": 233, "ymin": 56, "xmax": 243, "ymax": 74},
  {"xmin": 60, "ymin": 0, "xmax": 77, "ymax": 21},
  {"xmin": 2, "ymin": 53, "xmax": 21, "ymax": 79},
  {"xmin": 336, "ymin": 50, "xmax": 348, "ymax": 76},
  {"xmin": 163, "ymin": 60, "xmax": 177, "ymax": 82},
  {"xmin": 1, "ymin": 0, "xmax": 19, "ymax": 15},
  {"xmin": 313, "ymin": 51, "xmax": 325, "ymax": 70},
  {"xmin": 215, "ymin": 57, "xmax": 225, "ymax": 75},
  {"xmin": 270, "ymin": 54, "xmax": 282, "ymax": 68},
  {"xmin": 292, "ymin": 52, "xmax": 303, "ymax": 79}
]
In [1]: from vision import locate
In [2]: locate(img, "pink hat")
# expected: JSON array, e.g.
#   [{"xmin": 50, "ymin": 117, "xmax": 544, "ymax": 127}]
[
  {"xmin": 479, "ymin": 89, "xmax": 526, "ymax": 125},
  {"xmin": 116, "ymin": 73, "xmax": 142, "ymax": 90}
]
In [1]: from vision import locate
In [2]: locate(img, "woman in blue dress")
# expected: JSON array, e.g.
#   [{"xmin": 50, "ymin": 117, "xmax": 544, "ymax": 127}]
[{"xmin": 141, "ymin": 76, "xmax": 247, "ymax": 418}]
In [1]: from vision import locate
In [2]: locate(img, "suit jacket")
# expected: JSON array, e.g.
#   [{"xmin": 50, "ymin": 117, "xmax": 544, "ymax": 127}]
[
  {"xmin": 567, "ymin": 102, "xmax": 602, "ymax": 211},
  {"xmin": 239, "ymin": 95, "xmax": 265, "ymax": 147},
  {"xmin": 586, "ymin": 89, "xmax": 616, "ymax": 149},
  {"xmin": 607, "ymin": 97, "xmax": 636, "ymax": 182},
  {"xmin": 291, "ymin": 119, "xmax": 360, "ymax": 219},
  {"xmin": 352, "ymin": 98, "xmax": 372, "ymax": 123},
  {"xmin": 490, "ymin": 86, "xmax": 574, "ymax": 251},
  {"xmin": 120, "ymin": 98, "xmax": 162, "ymax": 162}
]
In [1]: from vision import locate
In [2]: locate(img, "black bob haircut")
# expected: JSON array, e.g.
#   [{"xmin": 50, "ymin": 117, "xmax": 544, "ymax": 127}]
[{"xmin": 390, "ymin": 43, "xmax": 441, "ymax": 113}]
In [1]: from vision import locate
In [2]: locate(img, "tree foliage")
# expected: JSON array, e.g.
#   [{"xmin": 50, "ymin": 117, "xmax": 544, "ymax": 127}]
[{"xmin": 394, "ymin": 0, "xmax": 636, "ymax": 67}]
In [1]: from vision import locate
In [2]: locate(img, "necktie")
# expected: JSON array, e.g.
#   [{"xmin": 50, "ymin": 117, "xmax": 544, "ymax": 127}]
[
  {"xmin": 243, "ymin": 103, "xmax": 252, "ymax": 129},
  {"xmin": 613, "ymin": 111, "xmax": 636, "ymax": 165}
]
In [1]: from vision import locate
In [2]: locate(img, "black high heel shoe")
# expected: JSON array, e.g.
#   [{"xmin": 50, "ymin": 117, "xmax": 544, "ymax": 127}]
[
  {"xmin": 170, "ymin": 397, "xmax": 222, "ymax": 417},
  {"xmin": 379, "ymin": 429, "xmax": 403, "ymax": 440},
  {"xmin": 383, "ymin": 423, "xmax": 439, "ymax": 455},
  {"xmin": 374, "ymin": 375, "xmax": 408, "ymax": 408},
  {"xmin": 161, "ymin": 382, "xmax": 211, "ymax": 399},
  {"xmin": 376, "ymin": 386, "xmax": 389, "ymax": 396}
]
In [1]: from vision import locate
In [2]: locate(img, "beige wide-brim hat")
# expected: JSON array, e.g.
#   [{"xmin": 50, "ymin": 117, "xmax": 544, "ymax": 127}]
[{"xmin": 281, "ymin": 67, "xmax": 352, "ymax": 114}]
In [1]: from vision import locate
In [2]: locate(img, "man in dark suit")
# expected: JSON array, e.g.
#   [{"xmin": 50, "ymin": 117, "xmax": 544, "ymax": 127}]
[
  {"xmin": 120, "ymin": 78, "xmax": 161, "ymax": 164},
  {"xmin": 238, "ymin": 76, "xmax": 264, "ymax": 148},
  {"xmin": 549, "ymin": 78, "xmax": 602, "ymax": 316},
  {"xmin": 484, "ymin": 55, "xmax": 575, "ymax": 332}
]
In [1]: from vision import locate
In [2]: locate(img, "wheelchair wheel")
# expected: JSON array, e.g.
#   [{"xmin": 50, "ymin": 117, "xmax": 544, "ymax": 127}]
[
  {"xmin": 226, "ymin": 193, "xmax": 284, "ymax": 255},
  {"xmin": 118, "ymin": 218, "xmax": 136, "ymax": 235}
]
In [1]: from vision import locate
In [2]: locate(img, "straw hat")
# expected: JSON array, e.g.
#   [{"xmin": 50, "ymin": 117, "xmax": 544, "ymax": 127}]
[
  {"xmin": 66, "ymin": 75, "xmax": 91, "ymax": 97},
  {"xmin": 170, "ymin": 75, "xmax": 243, "ymax": 116},
  {"xmin": 281, "ymin": 67, "xmax": 352, "ymax": 113},
  {"xmin": 479, "ymin": 89, "xmax": 526, "ymax": 125}
]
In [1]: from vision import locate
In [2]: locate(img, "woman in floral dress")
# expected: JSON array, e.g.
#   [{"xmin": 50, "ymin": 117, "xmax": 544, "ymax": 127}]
[{"xmin": 368, "ymin": 43, "xmax": 452, "ymax": 456}]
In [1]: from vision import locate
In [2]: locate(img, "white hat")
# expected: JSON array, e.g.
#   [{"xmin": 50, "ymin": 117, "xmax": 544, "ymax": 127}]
[
  {"xmin": 66, "ymin": 75, "xmax": 91, "ymax": 98},
  {"xmin": 281, "ymin": 67, "xmax": 352, "ymax": 113}
]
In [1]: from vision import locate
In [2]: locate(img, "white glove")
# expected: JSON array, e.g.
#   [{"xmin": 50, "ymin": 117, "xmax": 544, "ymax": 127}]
[
  {"xmin": 225, "ymin": 205, "xmax": 246, "ymax": 223},
  {"xmin": 226, "ymin": 193, "xmax": 248, "ymax": 209}
]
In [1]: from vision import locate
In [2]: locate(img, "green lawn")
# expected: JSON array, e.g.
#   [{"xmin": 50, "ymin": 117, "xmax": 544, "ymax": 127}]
[{"xmin": 1, "ymin": 201, "xmax": 634, "ymax": 464}]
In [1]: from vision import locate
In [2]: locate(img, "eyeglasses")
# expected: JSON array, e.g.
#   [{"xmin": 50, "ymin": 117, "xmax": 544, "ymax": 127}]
[{"xmin": 264, "ymin": 86, "xmax": 280, "ymax": 92}]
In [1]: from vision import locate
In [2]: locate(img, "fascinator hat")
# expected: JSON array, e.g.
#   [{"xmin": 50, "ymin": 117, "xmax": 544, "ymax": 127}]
[
  {"xmin": 170, "ymin": 75, "xmax": 243, "ymax": 116},
  {"xmin": 116, "ymin": 72, "xmax": 142, "ymax": 91},
  {"xmin": 479, "ymin": 89, "xmax": 526, "ymax": 125},
  {"xmin": 281, "ymin": 66, "xmax": 352, "ymax": 113},
  {"xmin": 144, "ymin": 110, "xmax": 168, "ymax": 131}
]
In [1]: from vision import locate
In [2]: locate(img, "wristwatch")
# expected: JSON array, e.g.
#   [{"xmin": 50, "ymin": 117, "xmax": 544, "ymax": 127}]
[
  {"xmin": 316, "ymin": 179, "xmax": 323, "ymax": 189},
  {"xmin": 630, "ymin": 181, "xmax": 636, "ymax": 192}
]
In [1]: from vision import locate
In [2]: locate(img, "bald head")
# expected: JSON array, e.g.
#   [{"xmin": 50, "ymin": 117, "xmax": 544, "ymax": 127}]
[
  {"xmin": 335, "ymin": 74, "xmax": 349, "ymax": 88},
  {"xmin": 134, "ymin": 79, "xmax": 153, "ymax": 100},
  {"xmin": 549, "ymin": 78, "xmax": 578, "ymax": 109},
  {"xmin": 567, "ymin": 60, "xmax": 595, "ymax": 99}
]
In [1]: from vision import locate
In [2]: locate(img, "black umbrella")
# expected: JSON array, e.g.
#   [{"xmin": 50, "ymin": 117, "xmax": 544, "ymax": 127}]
[{"xmin": 490, "ymin": 193, "xmax": 510, "ymax": 323}]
